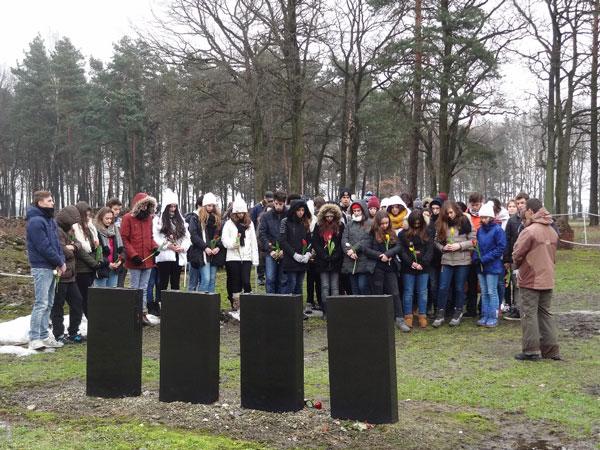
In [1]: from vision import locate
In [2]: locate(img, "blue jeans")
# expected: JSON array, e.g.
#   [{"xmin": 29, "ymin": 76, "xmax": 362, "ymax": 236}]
[
  {"xmin": 427, "ymin": 266, "xmax": 439, "ymax": 311},
  {"xmin": 478, "ymin": 273, "xmax": 500, "ymax": 316},
  {"xmin": 188, "ymin": 263, "xmax": 201, "ymax": 291},
  {"xmin": 29, "ymin": 268, "xmax": 57, "ymax": 340},
  {"xmin": 438, "ymin": 265, "xmax": 470, "ymax": 312},
  {"xmin": 130, "ymin": 268, "xmax": 152, "ymax": 313},
  {"xmin": 350, "ymin": 273, "xmax": 370, "ymax": 295},
  {"xmin": 285, "ymin": 271, "xmax": 305, "ymax": 295},
  {"xmin": 199, "ymin": 263, "xmax": 218, "ymax": 293},
  {"xmin": 403, "ymin": 272, "xmax": 429, "ymax": 315},
  {"xmin": 94, "ymin": 270, "xmax": 119, "ymax": 288},
  {"xmin": 265, "ymin": 254, "xmax": 287, "ymax": 294}
]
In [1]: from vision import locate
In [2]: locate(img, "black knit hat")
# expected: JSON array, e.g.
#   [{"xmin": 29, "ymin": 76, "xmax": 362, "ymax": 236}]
[{"xmin": 339, "ymin": 187, "xmax": 352, "ymax": 199}]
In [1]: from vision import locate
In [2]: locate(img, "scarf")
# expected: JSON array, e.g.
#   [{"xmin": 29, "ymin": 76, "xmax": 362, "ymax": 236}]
[
  {"xmin": 73, "ymin": 222, "xmax": 94, "ymax": 253},
  {"xmin": 96, "ymin": 222, "xmax": 124, "ymax": 251},
  {"xmin": 235, "ymin": 221, "xmax": 248, "ymax": 246},
  {"xmin": 447, "ymin": 217, "xmax": 472, "ymax": 237},
  {"xmin": 389, "ymin": 209, "xmax": 408, "ymax": 230}
]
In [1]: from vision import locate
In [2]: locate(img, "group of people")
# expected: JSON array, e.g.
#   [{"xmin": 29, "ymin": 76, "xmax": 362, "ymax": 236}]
[{"xmin": 25, "ymin": 186, "xmax": 562, "ymax": 361}]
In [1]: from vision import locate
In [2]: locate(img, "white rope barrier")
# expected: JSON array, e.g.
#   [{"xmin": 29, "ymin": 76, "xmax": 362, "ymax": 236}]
[
  {"xmin": 0, "ymin": 272, "xmax": 32, "ymax": 278},
  {"xmin": 559, "ymin": 239, "xmax": 600, "ymax": 248}
]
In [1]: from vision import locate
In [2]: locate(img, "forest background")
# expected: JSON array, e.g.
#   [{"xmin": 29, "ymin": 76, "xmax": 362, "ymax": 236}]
[{"xmin": 0, "ymin": 0, "xmax": 598, "ymax": 227}]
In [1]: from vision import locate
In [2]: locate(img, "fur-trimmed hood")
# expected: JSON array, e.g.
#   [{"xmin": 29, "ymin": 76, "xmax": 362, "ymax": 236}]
[
  {"xmin": 130, "ymin": 192, "xmax": 157, "ymax": 217},
  {"xmin": 317, "ymin": 203, "xmax": 342, "ymax": 224}
]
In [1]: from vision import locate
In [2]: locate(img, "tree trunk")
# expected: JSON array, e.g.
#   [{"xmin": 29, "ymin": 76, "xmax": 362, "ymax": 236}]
[
  {"xmin": 438, "ymin": 0, "xmax": 452, "ymax": 194},
  {"xmin": 590, "ymin": 0, "xmax": 599, "ymax": 225},
  {"xmin": 408, "ymin": 0, "xmax": 423, "ymax": 198}
]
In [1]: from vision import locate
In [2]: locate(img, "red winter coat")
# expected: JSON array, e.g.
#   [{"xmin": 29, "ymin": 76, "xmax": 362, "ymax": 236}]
[{"xmin": 120, "ymin": 192, "xmax": 158, "ymax": 270}]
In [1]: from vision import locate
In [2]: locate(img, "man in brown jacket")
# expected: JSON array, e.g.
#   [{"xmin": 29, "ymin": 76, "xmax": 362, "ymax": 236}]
[{"xmin": 512, "ymin": 198, "xmax": 561, "ymax": 361}]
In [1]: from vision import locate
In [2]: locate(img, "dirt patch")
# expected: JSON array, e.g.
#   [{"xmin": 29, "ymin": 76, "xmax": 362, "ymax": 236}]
[
  {"xmin": 556, "ymin": 313, "xmax": 600, "ymax": 339},
  {"xmin": 4, "ymin": 382, "xmax": 592, "ymax": 450}
]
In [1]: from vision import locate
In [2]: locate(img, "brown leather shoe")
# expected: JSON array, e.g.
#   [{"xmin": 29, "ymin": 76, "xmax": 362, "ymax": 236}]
[
  {"xmin": 418, "ymin": 314, "xmax": 428, "ymax": 328},
  {"xmin": 404, "ymin": 314, "xmax": 413, "ymax": 328}
]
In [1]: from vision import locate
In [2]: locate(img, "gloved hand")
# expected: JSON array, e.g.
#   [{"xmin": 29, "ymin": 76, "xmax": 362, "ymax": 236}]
[
  {"xmin": 302, "ymin": 253, "xmax": 311, "ymax": 264},
  {"xmin": 293, "ymin": 253, "xmax": 304, "ymax": 263},
  {"xmin": 131, "ymin": 255, "xmax": 143, "ymax": 266},
  {"xmin": 151, "ymin": 247, "xmax": 160, "ymax": 256}
]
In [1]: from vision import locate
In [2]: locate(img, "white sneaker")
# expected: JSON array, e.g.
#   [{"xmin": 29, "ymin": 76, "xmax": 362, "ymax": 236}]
[
  {"xmin": 28, "ymin": 339, "xmax": 45, "ymax": 350},
  {"xmin": 42, "ymin": 335, "xmax": 64, "ymax": 348}
]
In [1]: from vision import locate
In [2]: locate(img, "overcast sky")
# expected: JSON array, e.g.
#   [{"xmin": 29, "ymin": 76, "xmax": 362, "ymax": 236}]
[
  {"xmin": 0, "ymin": 0, "xmax": 158, "ymax": 68},
  {"xmin": 0, "ymin": 0, "xmax": 538, "ymax": 108}
]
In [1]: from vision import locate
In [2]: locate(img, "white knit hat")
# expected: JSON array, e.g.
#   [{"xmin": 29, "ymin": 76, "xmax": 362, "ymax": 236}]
[
  {"xmin": 479, "ymin": 201, "xmax": 495, "ymax": 218},
  {"xmin": 232, "ymin": 194, "xmax": 248, "ymax": 213},
  {"xmin": 202, "ymin": 192, "xmax": 218, "ymax": 207},
  {"xmin": 161, "ymin": 188, "xmax": 179, "ymax": 215}
]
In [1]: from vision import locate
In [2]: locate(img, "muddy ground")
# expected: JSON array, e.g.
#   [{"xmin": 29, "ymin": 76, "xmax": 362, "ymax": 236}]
[{"xmin": 3, "ymin": 314, "xmax": 600, "ymax": 450}]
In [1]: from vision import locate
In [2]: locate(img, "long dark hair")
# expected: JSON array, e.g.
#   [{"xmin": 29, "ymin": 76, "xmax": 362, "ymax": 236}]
[
  {"xmin": 371, "ymin": 210, "xmax": 398, "ymax": 244},
  {"xmin": 404, "ymin": 210, "xmax": 429, "ymax": 242},
  {"xmin": 436, "ymin": 201, "xmax": 468, "ymax": 242},
  {"xmin": 160, "ymin": 205, "xmax": 187, "ymax": 240}
]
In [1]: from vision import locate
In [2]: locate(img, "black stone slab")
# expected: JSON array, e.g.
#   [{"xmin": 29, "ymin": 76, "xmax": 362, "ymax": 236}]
[
  {"xmin": 240, "ymin": 294, "xmax": 303, "ymax": 412},
  {"xmin": 159, "ymin": 290, "xmax": 220, "ymax": 404},
  {"xmin": 326, "ymin": 295, "xmax": 398, "ymax": 424},
  {"xmin": 86, "ymin": 287, "xmax": 143, "ymax": 398}
]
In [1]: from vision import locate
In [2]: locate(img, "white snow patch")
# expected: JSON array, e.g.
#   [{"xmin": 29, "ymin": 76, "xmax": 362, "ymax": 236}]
[{"xmin": 0, "ymin": 314, "xmax": 88, "ymax": 345}]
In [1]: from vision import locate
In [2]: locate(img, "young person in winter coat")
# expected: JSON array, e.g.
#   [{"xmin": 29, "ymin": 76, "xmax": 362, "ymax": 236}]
[
  {"xmin": 363, "ymin": 210, "xmax": 410, "ymax": 332},
  {"xmin": 312, "ymin": 203, "xmax": 344, "ymax": 316},
  {"xmin": 153, "ymin": 189, "xmax": 192, "ymax": 294},
  {"xmin": 93, "ymin": 207, "xmax": 124, "ymax": 288},
  {"xmin": 187, "ymin": 192, "xmax": 225, "ymax": 293},
  {"xmin": 222, "ymin": 194, "xmax": 259, "ymax": 310},
  {"xmin": 473, "ymin": 201, "xmax": 507, "ymax": 328},
  {"xmin": 73, "ymin": 201, "xmax": 105, "ymax": 317},
  {"xmin": 512, "ymin": 198, "xmax": 561, "ymax": 361},
  {"xmin": 427, "ymin": 197, "xmax": 443, "ymax": 316},
  {"xmin": 503, "ymin": 191, "xmax": 530, "ymax": 320},
  {"xmin": 399, "ymin": 210, "xmax": 434, "ymax": 329},
  {"xmin": 258, "ymin": 191, "xmax": 288, "ymax": 294},
  {"xmin": 341, "ymin": 200, "xmax": 375, "ymax": 295},
  {"xmin": 367, "ymin": 196, "xmax": 380, "ymax": 219},
  {"xmin": 26, "ymin": 191, "xmax": 66, "ymax": 350},
  {"xmin": 279, "ymin": 199, "xmax": 313, "ymax": 296},
  {"xmin": 120, "ymin": 192, "xmax": 158, "ymax": 325},
  {"xmin": 51, "ymin": 206, "xmax": 85, "ymax": 344},
  {"xmin": 387, "ymin": 195, "xmax": 411, "ymax": 233},
  {"xmin": 432, "ymin": 201, "xmax": 475, "ymax": 328}
]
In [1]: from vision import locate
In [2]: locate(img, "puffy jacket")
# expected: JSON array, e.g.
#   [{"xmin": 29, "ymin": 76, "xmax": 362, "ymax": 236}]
[
  {"xmin": 55, "ymin": 206, "xmax": 82, "ymax": 282},
  {"xmin": 25, "ymin": 206, "xmax": 65, "ymax": 270},
  {"xmin": 120, "ymin": 193, "xmax": 158, "ymax": 270},
  {"xmin": 398, "ymin": 232, "xmax": 434, "ymax": 275},
  {"xmin": 258, "ymin": 207, "xmax": 288, "ymax": 253},
  {"xmin": 341, "ymin": 200, "xmax": 375, "ymax": 274},
  {"xmin": 434, "ymin": 218, "xmax": 475, "ymax": 266},
  {"xmin": 222, "ymin": 219, "xmax": 259, "ymax": 265},
  {"xmin": 473, "ymin": 221, "xmax": 506, "ymax": 275},
  {"xmin": 279, "ymin": 200, "xmax": 312, "ymax": 273},
  {"xmin": 152, "ymin": 201, "xmax": 192, "ymax": 267},
  {"xmin": 512, "ymin": 208, "xmax": 558, "ymax": 290},
  {"xmin": 312, "ymin": 204, "xmax": 344, "ymax": 272},
  {"xmin": 187, "ymin": 212, "xmax": 226, "ymax": 268},
  {"xmin": 503, "ymin": 214, "xmax": 522, "ymax": 264}
]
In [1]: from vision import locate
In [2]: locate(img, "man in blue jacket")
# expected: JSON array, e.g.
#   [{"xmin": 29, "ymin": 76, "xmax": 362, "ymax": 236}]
[
  {"xmin": 26, "ymin": 191, "xmax": 66, "ymax": 350},
  {"xmin": 258, "ymin": 191, "xmax": 288, "ymax": 293}
]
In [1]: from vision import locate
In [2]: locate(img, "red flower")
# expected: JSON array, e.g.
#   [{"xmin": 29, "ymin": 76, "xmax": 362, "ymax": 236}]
[{"xmin": 302, "ymin": 239, "xmax": 307, "ymax": 246}]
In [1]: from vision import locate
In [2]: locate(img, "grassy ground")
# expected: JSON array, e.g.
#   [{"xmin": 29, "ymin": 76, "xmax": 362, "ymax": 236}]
[{"xmin": 1, "ymin": 228, "xmax": 600, "ymax": 448}]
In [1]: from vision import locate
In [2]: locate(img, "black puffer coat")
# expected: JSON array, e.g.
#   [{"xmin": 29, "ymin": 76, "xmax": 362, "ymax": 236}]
[
  {"xmin": 279, "ymin": 200, "xmax": 312, "ymax": 272},
  {"xmin": 312, "ymin": 204, "xmax": 344, "ymax": 272}
]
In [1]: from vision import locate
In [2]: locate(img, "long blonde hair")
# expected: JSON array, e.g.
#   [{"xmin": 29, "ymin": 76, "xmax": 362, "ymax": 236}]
[{"xmin": 198, "ymin": 205, "xmax": 222, "ymax": 230}]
